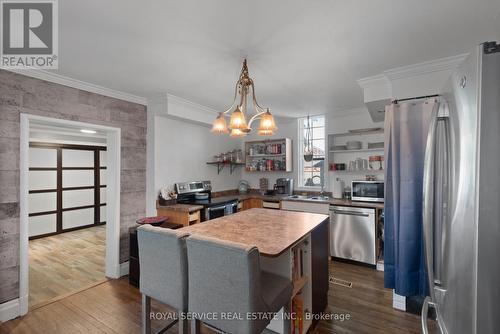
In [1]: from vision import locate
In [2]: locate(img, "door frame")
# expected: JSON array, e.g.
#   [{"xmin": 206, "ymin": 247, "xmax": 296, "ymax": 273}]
[{"xmin": 19, "ymin": 114, "xmax": 122, "ymax": 315}]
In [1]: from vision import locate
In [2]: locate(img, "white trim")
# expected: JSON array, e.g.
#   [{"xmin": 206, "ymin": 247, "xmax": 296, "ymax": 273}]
[
  {"xmin": 0, "ymin": 298, "xmax": 20, "ymax": 322},
  {"xmin": 384, "ymin": 53, "xmax": 468, "ymax": 80},
  {"xmin": 392, "ymin": 290, "xmax": 407, "ymax": 311},
  {"xmin": 19, "ymin": 115, "xmax": 29, "ymax": 317},
  {"xmin": 7, "ymin": 69, "xmax": 147, "ymax": 105},
  {"xmin": 356, "ymin": 74, "xmax": 390, "ymax": 89},
  {"xmin": 166, "ymin": 93, "xmax": 219, "ymax": 116},
  {"xmin": 119, "ymin": 261, "xmax": 130, "ymax": 277},
  {"xmin": 18, "ymin": 114, "xmax": 122, "ymax": 319}
]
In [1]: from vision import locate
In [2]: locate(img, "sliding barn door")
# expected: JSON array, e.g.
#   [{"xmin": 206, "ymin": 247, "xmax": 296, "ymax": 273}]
[{"xmin": 28, "ymin": 143, "xmax": 106, "ymax": 239}]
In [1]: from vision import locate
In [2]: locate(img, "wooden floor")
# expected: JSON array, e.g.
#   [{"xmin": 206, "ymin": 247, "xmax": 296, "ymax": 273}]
[
  {"xmin": 28, "ymin": 225, "xmax": 106, "ymax": 309},
  {"xmin": 1, "ymin": 260, "xmax": 433, "ymax": 334}
]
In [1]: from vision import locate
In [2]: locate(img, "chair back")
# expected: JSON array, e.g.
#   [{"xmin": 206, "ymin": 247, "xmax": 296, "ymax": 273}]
[
  {"xmin": 137, "ymin": 225, "xmax": 189, "ymax": 311},
  {"xmin": 186, "ymin": 234, "xmax": 267, "ymax": 334}
]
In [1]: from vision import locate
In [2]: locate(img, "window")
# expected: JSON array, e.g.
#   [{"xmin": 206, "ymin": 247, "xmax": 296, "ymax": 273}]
[{"xmin": 298, "ymin": 115, "xmax": 325, "ymax": 188}]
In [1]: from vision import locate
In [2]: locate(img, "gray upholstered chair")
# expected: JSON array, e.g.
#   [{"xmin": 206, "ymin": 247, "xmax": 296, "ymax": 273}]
[
  {"xmin": 137, "ymin": 225, "xmax": 190, "ymax": 334},
  {"xmin": 186, "ymin": 234, "xmax": 293, "ymax": 334}
]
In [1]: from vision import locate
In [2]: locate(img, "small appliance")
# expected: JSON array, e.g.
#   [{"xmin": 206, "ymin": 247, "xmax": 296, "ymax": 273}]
[
  {"xmin": 351, "ymin": 180, "xmax": 384, "ymax": 202},
  {"xmin": 275, "ymin": 178, "xmax": 293, "ymax": 195}
]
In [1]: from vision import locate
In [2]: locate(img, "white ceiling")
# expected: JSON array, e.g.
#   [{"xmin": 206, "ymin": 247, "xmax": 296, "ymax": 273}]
[{"xmin": 56, "ymin": 0, "xmax": 500, "ymax": 117}]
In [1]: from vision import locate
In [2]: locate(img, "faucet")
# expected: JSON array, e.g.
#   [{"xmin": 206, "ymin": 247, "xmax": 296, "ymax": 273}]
[{"xmin": 311, "ymin": 174, "xmax": 325, "ymax": 196}]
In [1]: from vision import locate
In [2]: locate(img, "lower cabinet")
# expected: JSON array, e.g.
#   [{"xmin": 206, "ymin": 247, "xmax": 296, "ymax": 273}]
[
  {"xmin": 281, "ymin": 200, "xmax": 330, "ymax": 215},
  {"xmin": 241, "ymin": 198, "xmax": 263, "ymax": 210}
]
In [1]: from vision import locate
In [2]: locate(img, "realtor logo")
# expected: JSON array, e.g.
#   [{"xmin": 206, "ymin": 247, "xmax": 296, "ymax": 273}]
[{"xmin": 1, "ymin": 0, "xmax": 58, "ymax": 68}]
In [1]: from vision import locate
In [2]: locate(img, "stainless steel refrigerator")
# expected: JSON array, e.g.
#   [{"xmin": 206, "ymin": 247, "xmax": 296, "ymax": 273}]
[{"xmin": 422, "ymin": 41, "xmax": 500, "ymax": 334}]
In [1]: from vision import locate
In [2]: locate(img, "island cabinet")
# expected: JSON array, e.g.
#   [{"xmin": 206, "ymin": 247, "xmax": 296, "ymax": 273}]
[
  {"xmin": 156, "ymin": 203, "xmax": 203, "ymax": 226},
  {"xmin": 240, "ymin": 198, "xmax": 263, "ymax": 211},
  {"xmin": 181, "ymin": 208, "xmax": 330, "ymax": 334}
]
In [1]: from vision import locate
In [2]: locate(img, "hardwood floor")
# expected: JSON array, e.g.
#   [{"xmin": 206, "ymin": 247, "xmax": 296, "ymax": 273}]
[
  {"xmin": 28, "ymin": 225, "xmax": 106, "ymax": 309},
  {"xmin": 2, "ymin": 260, "xmax": 432, "ymax": 334}
]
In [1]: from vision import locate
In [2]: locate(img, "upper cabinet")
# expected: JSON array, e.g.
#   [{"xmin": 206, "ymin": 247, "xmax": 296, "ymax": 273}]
[{"xmin": 245, "ymin": 138, "xmax": 292, "ymax": 172}]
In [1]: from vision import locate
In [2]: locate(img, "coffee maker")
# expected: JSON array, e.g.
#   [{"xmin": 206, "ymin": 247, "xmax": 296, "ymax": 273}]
[{"xmin": 275, "ymin": 178, "xmax": 293, "ymax": 195}]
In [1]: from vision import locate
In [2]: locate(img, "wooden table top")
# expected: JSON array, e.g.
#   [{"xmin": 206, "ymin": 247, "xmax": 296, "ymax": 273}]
[{"xmin": 181, "ymin": 208, "xmax": 329, "ymax": 257}]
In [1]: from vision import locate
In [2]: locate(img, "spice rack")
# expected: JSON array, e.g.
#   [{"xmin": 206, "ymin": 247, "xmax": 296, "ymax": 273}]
[{"xmin": 244, "ymin": 138, "xmax": 293, "ymax": 172}]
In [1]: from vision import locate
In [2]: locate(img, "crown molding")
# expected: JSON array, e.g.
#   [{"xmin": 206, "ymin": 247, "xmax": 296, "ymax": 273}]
[
  {"xmin": 383, "ymin": 53, "xmax": 469, "ymax": 80},
  {"xmin": 166, "ymin": 93, "xmax": 219, "ymax": 116},
  {"xmin": 356, "ymin": 74, "xmax": 390, "ymax": 89},
  {"xmin": 6, "ymin": 69, "xmax": 148, "ymax": 105}
]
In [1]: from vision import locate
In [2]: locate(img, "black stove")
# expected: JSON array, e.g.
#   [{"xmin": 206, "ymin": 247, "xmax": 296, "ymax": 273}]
[{"xmin": 175, "ymin": 181, "xmax": 238, "ymax": 221}]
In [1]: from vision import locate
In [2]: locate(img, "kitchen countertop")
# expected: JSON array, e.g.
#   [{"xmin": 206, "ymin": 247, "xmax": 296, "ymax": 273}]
[
  {"xmin": 156, "ymin": 203, "xmax": 204, "ymax": 213},
  {"xmin": 220, "ymin": 192, "xmax": 384, "ymax": 209},
  {"xmin": 181, "ymin": 208, "xmax": 329, "ymax": 257}
]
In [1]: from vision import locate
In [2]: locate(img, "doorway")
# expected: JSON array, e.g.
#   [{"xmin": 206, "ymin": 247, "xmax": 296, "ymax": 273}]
[{"xmin": 19, "ymin": 114, "xmax": 121, "ymax": 315}]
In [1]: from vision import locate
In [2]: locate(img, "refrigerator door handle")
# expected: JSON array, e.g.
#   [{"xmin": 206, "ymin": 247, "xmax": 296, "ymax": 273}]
[
  {"xmin": 421, "ymin": 297, "xmax": 432, "ymax": 334},
  {"xmin": 423, "ymin": 104, "xmax": 439, "ymax": 302}
]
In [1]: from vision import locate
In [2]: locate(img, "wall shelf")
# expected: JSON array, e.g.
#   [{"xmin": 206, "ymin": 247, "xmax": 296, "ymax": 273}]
[
  {"xmin": 244, "ymin": 138, "xmax": 293, "ymax": 172},
  {"xmin": 206, "ymin": 161, "xmax": 245, "ymax": 175}
]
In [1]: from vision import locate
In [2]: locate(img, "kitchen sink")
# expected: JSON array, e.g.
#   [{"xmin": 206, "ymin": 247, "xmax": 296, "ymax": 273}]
[{"xmin": 286, "ymin": 195, "xmax": 331, "ymax": 201}]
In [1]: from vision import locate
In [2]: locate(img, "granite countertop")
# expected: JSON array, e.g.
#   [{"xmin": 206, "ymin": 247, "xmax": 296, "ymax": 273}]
[
  {"xmin": 181, "ymin": 208, "xmax": 329, "ymax": 257},
  {"xmin": 230, "ymin": 192, "xmax": 384, "ymax": 209},
  {"xmin": 156, "ymin": 203, "xmax": 204, "ymax": 213}
]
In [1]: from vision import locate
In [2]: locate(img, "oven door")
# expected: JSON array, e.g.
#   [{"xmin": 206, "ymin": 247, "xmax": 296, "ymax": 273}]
[
  {"xmin": 351, "ymin": 181, "xmax": 384, "ymax": 202},
  {"xmin": 205, "ymin": 205, "xmax": 226, "ymax": 220}
]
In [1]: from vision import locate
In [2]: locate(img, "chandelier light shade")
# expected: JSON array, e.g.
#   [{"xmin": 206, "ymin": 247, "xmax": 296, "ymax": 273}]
[
  {"xmin": 211, "ymin": 113, "xmax": 229, "ymax": 133},
  {"xmin": 212, "ymin": 59, "xmax": 277, "ymax": 137},
  {"xmin": 258, "ymin": 109, "xmax": 277, "ymax": 134},
  {"xmin": 228, "ymin": 106, "xmax": 247, "ymax": 130}
]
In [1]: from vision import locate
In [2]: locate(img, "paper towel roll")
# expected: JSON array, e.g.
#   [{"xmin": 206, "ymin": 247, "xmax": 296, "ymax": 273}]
[{"xmin": 332, "ymin": 178, "xmax": 344, "ymax": 198}]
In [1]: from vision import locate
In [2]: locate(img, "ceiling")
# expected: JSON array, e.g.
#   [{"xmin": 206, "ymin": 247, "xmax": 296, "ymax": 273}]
[{"xmin": 55, "ymin": 0, "xmax": 500, "ymax": 117}]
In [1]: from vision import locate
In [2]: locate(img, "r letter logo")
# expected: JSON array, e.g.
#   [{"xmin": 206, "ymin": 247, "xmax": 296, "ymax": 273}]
[{"xmin": 1, "ymin": 0, "xmax": 58, "ymax": 68}]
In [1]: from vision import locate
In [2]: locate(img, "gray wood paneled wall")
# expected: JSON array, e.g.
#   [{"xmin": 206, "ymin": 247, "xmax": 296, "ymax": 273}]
[{"xmin": 0, "ymin": 70, "xmax": 147, "ymax": 304}]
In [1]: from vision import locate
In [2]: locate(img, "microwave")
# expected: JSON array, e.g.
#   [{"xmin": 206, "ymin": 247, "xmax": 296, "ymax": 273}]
[{"xmin": 351, "ymin": 181, "xmax": 384, "ymax": 202}]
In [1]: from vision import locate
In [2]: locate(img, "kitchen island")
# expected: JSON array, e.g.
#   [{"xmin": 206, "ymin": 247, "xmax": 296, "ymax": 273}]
[{"xmin": 181, "ymin": 208, "xmax": 330, "ymax": 333}]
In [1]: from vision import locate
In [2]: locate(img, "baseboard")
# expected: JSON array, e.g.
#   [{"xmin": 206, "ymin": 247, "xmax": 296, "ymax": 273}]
[
  {"xmin": 392, "ymin": 290, "xmax": 407, "ymax": 311},
  {"xmin": 0, "ymin": 298, "xmax": 20, "ymax": 322},
  {"xmin": 119, "ymin": 261, "xmax": 130, "ymax": 277}
]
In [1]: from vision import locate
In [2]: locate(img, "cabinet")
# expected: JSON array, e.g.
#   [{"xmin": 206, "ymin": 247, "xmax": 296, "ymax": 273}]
[
  {"xmin": 281, "ymin": 200, "xmax": 329, "ymax": 215},
  {"xmin": 156, "ymin": 205, "xmax": 201, "ymax": 226},
  {"xmin": 241, "ymin": 198, "xmax": 263, "ymax": 210},
  {"xmin": 245, "ymin": 138, "xmax": 293, "ymax": 172}
]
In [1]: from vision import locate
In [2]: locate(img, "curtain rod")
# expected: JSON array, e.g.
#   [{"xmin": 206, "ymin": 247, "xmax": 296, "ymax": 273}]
[{"xmin": 392, "ymin": 94, "xmax": 440, "ymax": 104}]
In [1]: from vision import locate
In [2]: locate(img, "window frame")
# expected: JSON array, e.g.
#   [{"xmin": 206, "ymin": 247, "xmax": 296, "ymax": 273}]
[{"xmin": 297, "ymin": 115, "xmax": 326, "ymax": 189}]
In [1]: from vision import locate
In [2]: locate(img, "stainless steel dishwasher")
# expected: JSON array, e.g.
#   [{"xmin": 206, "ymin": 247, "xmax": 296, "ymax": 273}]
[{"xmin": 329, "ymin": 205, "xmax": 376, "ymax": 265}]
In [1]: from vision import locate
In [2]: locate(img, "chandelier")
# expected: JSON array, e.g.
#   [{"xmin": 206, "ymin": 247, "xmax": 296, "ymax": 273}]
[{"xmin": 211, "ymin": 59, "xmax": 277, "ymax": 137}]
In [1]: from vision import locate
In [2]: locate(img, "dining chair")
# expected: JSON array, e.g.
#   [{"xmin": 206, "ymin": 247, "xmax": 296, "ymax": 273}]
[
  {"xmin": 186, "ymin": 234, "xmax": 293, "ymax": 334},
  {"xmin": 137, "ymin": 225, "xmax": 190, "ymax": 334}
]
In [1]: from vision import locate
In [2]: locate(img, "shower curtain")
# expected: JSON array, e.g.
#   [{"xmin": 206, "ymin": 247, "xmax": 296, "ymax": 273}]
[{"xmin": 384, "ymin": 98, "xmax": 438, "ymax": 296}]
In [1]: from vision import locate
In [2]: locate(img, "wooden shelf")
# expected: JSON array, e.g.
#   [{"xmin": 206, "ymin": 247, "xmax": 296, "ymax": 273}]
[
  {"xmin": 292, "ymin": 275, "xmax": 309, "ymax": 297},
  {"xmin": 329, "ymin": 148, "xmax": 383, "ymax": 153},
  {"xmin": 206, "ymin": 162, "xmax": 245, "ymax": 174}
]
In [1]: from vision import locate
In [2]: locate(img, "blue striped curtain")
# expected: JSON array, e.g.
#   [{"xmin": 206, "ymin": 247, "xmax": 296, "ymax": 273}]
[{"xmin": 383, "ymin": 99, "xmax": 437, "ymax": 296}]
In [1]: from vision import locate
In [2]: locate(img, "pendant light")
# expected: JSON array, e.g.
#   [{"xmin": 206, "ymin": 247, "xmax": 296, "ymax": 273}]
[{"xmin": 211, "ymin": 59, "xmax": 277, "ymax": 137}]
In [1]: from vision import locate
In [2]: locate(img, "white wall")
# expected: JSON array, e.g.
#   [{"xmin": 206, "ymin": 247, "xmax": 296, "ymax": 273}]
[{"xmin": 154, "ymin": 116, "xmax": 242, "ymax": 197}]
